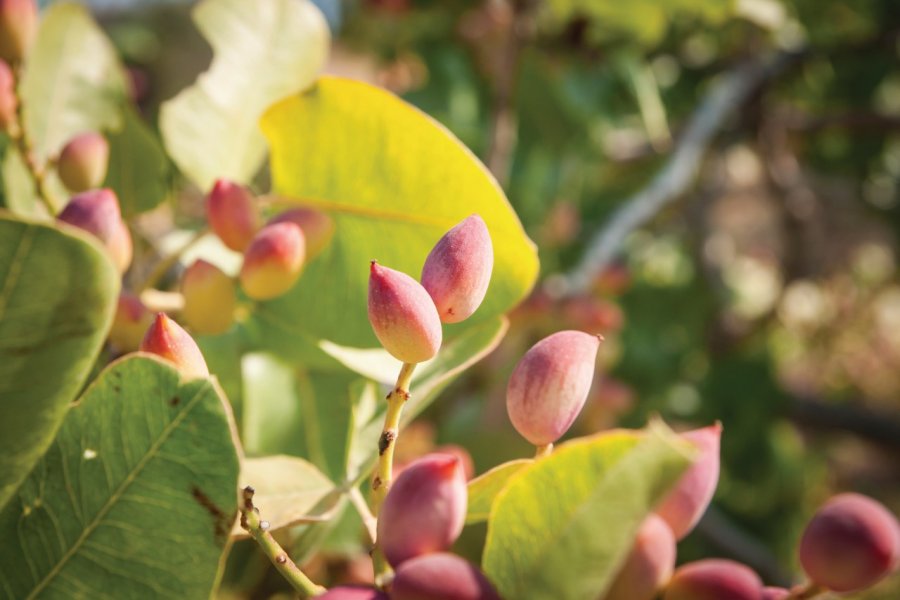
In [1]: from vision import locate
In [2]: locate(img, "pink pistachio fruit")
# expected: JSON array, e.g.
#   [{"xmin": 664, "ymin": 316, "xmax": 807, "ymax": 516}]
[
  {"xmin": 506, "ymin": 330, "xmax": 601, "ymax": 446},
  {"xmin": 655, "ymin": 423, "xmax": 722, "ymax": 540},
  {"xmin": 269, "ymin": 207, "xmax": 335, "ymax": 258},
  {"xmin": 391, "ymin": 553, "xmax": 502, "ymax": 600},
  {"xmin": 604, "ymin": 514, "xmax": 677, "ymax": 600},
  {"xmin": 367, "ymin": 261, "xmax": 442, "ymax": 363},
  {"xmin": 57, "ymin": 188, "xmax": 132, "ymax": 273},
  {"xmin": 205, "ymin": 178, "xmax": 260, "ymax": 252},
  {"xmin": 181, "ymin": 259, "xmax": 236, "ymax": 335},
  {"xmin": 239, "ymin": 222, "xmax": 305, "ymax": 300},
  {"xmin": 421, "ymin": 214, "xmax": 493, "ymax": 324},
  {"xmin": 0, "ymin": 0, "xmax": 37, "ymax": 63},
  {"xmin": 57, "ymin": 132, "xmax": 110, "ymax": 193},
  {"xmin": 376, "ymin": 453, "xmax": 467, "ymax": 567},
  {"xmin": 664, "ymin": 559, "xmax": 763, "ymax": 600},
  {"xmin": 139, "ymin": 313, "xmax": 209, "ymax": 379}
]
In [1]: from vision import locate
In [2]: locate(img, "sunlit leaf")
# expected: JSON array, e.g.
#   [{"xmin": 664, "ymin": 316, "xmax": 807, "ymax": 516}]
[{"xmin": 466, "ymin": 459, "xmax": 532, "ymax": 524}]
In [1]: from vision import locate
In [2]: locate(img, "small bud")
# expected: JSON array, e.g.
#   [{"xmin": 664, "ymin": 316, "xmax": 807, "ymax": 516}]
[
  {"xmin": 377, "ymin": 454, "xmax": 467, "ymax": 567},
  {"xmin": 108, "ymin": 293, "xmax": 152, "ymax": 352},
  {"xmin": 181, "ymin": 259, "xmax": 236, "ymax": 335},
  {"xmin": 0, "ymin": 59, "xmax": 16, "ymax": 133},
  {"xmin": 57, "ymin": 188, "xmax": 132, "ymax": 273},
  {"xmin": 239, "ymin": 222, "xmax": 305, "ymax": 300},
  {"xmin": 368, "ymin": 261, "xmax": 442, "ymax": 363},
  {"xmin": 139, "ymin": 313, "xmax": 210, "ymax": 379},
  {"xmin": 206, "ymin": 179, "xmax": 260, "ymax": 252},
  {"xmin": 605, "ymin": 515, "xmax": 676, "ymax": 600},
  {"xmin": 0, "ymin": 0, "xmax": 37, "ymax": 64},
  {"xmin": 57, "ymin": 132, "xmax": 110, "ymax": 192},
  {"xmin": 421, "ymin": 214, "xmax": 493, "ymax": 323},
  {"xmin": 317, "ymin": 587, "xmax": 387, "ymax": 600},
  {"xmin": 269, "ymin": 207, "xmax": 335, "ymax": 258},
  {"xmin": 506, "ymin": 330, "xmax": 601, "ymax": 446},
  {"xmin": 799, "ymin": 493, "xmax": 900, "ymax": 592},
  {"xmin": 664, "ymin": 559, "xmax": 763, "ymax": 600},
  {"xmin": 655, "ymin": 423, "xmax": 722, "ymax": 540},
  {"xmin": 762, "ymin": 587, "xmax": 790, "ymax": 600},
  {"xmin": 391, "ymin": 553, "xmax": 502, "ymax": 600}
]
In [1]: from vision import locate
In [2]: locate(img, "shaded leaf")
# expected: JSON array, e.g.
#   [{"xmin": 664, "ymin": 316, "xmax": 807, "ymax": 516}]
[
  {"xmin": 0, "ymin": 213, "xmax": 118, "ymax": 509},
  {"xmin": 256, "ymin": 77, "xmax": 538, "ymax": 351},
  {"xmin": 0, "ymin": 355, "xmax": 241, "ymax": 599},
  {"xmin": 466, "ymin": 459, "xmax": 532, "ymax": 525},
  {"xmin": 160, "ymin": 0, "xmax": 329, "ymax": 189},
  {"xmin": 105, "ymin": 106, "xmax": 171, "ymax": 218},
  {"xmin": 482, "ymin": 425, "xmax": 694, "ymax": 600}
]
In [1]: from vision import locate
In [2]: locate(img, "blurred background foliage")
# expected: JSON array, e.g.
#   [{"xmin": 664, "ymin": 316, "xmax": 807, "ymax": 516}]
[{"xmin": 30, "ymin": 0, "xmax": 900, "ymax": 596}]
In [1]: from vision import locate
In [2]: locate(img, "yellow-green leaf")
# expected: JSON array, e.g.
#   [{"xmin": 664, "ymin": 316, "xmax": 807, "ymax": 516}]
[{"xmin": 466, "ymin": 459, "xmax": 533, "ymax": 524}]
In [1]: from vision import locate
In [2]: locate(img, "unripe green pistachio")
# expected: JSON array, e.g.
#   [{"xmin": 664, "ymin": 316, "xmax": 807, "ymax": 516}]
[
  {"xmin": 239, "ymin": 222, "xmax": 305, "ymax": 300},
  {"xmin": 377, "ymin": 453, "xmax": 467, "ymax": 567},
  {"xmin": 57, "ymin": 132, "xmax": 110, "ymax": 192},
  {"xmin": 655, "ymin": 423, "xmax": 722, "ymax": 540},
  {"xmin": 139, "ymin": 313, "xmax": 209, "ymax": 379},
  {"xmin": 421, "ymin": 214, "xmax": 493, "ymax": 323},
  {"xmin": 0, "ymin": 0, "xmax": 37, "ymax": 64},
  {"xmin": 391, "ymin": 553, "xmax": 501, "ymax": 600},
  {"xmin": 367, "ymin": 261, "xmax": 442, "ymax": 363},
  {"xmin": 181, "ymin": 259, "xmax": 236, "ymax": 335},
  {"xmin": 664, "ymin": 559, "xmax": 763, "ymax": 600},
  {"xmin": 604, "ymin": 514, "xmax": 676, "ymax": 600},
  {"xmin": 506, "ymin": 330, "xmax": 601, "ymax": 446},
  {"xmin": 799, "ymin": 493, "xmax": 900, "ymax": 593},
  {"xmin": 206, "ymin": 179, "xmax": 260, "ymax": 252}
]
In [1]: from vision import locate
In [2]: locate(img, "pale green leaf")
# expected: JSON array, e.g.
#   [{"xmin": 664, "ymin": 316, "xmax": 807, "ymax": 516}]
[
  {"xmin": 482, "ymin": 425, "xmax": 694, "ymax": 600},
  {"xmin": 20, "ymin": 2, "xmax": 127, "ymax": 160},
  {"xmin": 232, "ymin": 455, "xmax": 340, "ymax": 538},
  {"xmin": 160, "ymin": 0, "xmax": 330, "ymax": 189},
  {"xmin": 466, "ymin": 459, "xmax": 532, "ymax": 525},
  {"xmin": 0, "ymin": 213, "xmax": 118, "ymax": 509},
  {"xmin": 255, "ymin": 77, "xmax": 538, "ymax": 350},
  {"xmin": 0, "ymin": 355, "xmax": 241, "ymax": 599}
]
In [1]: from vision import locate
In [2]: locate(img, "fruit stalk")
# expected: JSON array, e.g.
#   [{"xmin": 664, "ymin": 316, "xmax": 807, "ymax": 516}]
[
  {"xmin": 239, "ymin": 486, "xmax": 326, "ymax": 598},
  {"xmin": 6, "ymin": 64, "xmax": 59, "ymax": 214},
  {"xmin": 370, "ymin": 361, "xmax": 417, "ymax": 582}
]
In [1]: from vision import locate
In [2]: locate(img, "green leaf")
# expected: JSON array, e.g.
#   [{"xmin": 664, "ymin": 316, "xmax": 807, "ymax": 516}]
[
  {"xmin": 466, "ymin": 459, "xmax": 532, "ymax": 525},
  {"xmin": 346, "ymin": 317, "xmax": 509, "ymax": 481},
  {"xmin": 256, "ymin": 77, "xmax": 538, "ymax": 350},
  {"xmin": 482, "ymin": 425, "xmax": 694, "ymax": 600},
  {"xmin": 0, "ymin": 213, "xmax": 118, "ymax": 509},
  {"xmin": 159, "ymin": 0, "xmax": 330, "ymax": 189},
  {"xmin": 0, "ymin": 144, "xmax": 37, "ymax": 215},
  {"xmin": 105, "ymin": 106, "xmax": 171, "ymax": 218},
  {"xmin": 20, "ymin": 2, "xmax": 127, "ymax": 160},
  {"xmin": 233, "ymin": 455, "xmax": 340, "ymax": 538},
  {"xmin": 0, "ymin": 355, "xmax": 241, "ymax": 599}
]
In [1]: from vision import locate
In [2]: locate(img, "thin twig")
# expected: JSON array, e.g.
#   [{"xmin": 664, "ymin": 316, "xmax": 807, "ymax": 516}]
[
  {"xmin": 239, "ymin": 486, "xmax": 326, "ymax": 598},
  {"xmin": 348, "ymin": 486, "xmax": 377, "ymax": 545},
  {"xmin": 562, "ymin": 52, "xmax": 801, "ymax": 296},
  {"xmin": 8, "ymin": 64, "xmax": 60, "ymax": 215}
]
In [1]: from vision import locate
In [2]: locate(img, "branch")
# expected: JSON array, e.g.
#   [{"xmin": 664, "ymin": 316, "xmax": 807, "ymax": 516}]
[
  {"xmin": 789, "ymin": 397, "xmax": 900, "ymax": 450},
  {"xmin": 562, "ymin": 52, "xmax": 800, "ymax": 296}
]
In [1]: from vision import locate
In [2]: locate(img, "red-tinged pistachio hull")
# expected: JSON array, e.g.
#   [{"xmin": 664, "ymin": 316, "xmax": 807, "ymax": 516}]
[
  {"xmin": 109, "ymin": 292, "xmax": 153, "ymax": 352},
  {"xmin": 206, "ymin": 178, "xmax": 260, "ymax": 252},
  {"xmin": 377, "ymin": 454, "xmax": 467, "ymax": 567},
  {"xmin": 0, "ymin": 0, "xmax": 37, "ymax": 63},
  {"xmin": 58, "ymin": 188, "xmax": 132, "ymax": 273},
  {"xmin": 139, "ymin": 313, "xmax": 210, "ymax": 379},
  {"xmin": 655, "ymin": 423, "xmax": 722, "ymax": 540},
  {"xmin": 799, "ymin": 493, "xmax": 900, "ymax": 592},
  {"xmin": 421, "ymin": 214, "xmax": 493, "ymax": 324},
  {"xmin": 391, "ymin": 553, "xmax": 502, "ymax": 600},
  {"xmin": 0, "ymin": 60, "xmax": 15, "ymax": 132},
  {"xmin": 604, "ymin": 514, "xmax": 676, "ymax": 600},
  {"xmin": 367, "ymin": 261, "xmax": 442, "ymax": 363},
  {"xmin": 664, "ymin": 559, "xmax": 763, "ymax": 600},
  {"xmin": 57, "ymin": 132, "xmax": 110, "ymax": 192},
  {"xmin": 108, "ymin": 220, "xmax": 132, "ymax": 274},
  {"xmin": 505, "ymin": 330, "xmax": 601, "ymax": 446},
  {"xmin": 181, "ymin": 259, "xmax": 236, "ymax": 335},
  {"xmin": 762, "ymin": 587, "xmax": 790, "ymax": 600},
  {"xmin": 239, "ymin": 222, "xmax": 305, "ymax": 300},
  {"xmin": 269, "ymin": 207, "xmax": 335, "ymax": 258},
  {"xmin": 317, "ymin": 587, "xmax": 388, "ymax": 600}
]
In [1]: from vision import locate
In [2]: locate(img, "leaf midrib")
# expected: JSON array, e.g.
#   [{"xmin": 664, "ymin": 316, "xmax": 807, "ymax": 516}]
[{"xmin": 25, "ymin": 382, "xmax": 209, "ymax": 599}]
